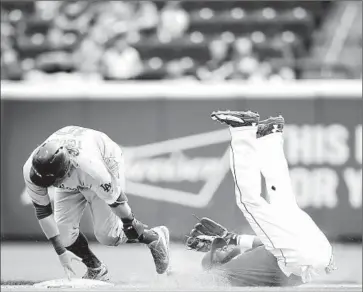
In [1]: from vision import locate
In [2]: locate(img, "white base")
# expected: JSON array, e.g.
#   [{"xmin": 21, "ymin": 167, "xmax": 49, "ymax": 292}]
[{"xmin": 33, "ymin": 278, "xmax": 115, "ymax": 289}]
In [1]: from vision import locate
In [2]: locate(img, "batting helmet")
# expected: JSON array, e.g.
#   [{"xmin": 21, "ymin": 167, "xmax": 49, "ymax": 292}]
[
  {"xmin": 30, "ymin": 140, "xmax": 71, "ymax": 188},
  {"xmin": 201, "ymin": 237, "xmax": 241, "ymax": 270}
]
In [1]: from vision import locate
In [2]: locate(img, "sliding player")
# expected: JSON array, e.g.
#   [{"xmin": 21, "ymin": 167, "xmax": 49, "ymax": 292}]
[{"xmin": 186, "ymin": 111, "xmax": 335, "ymax": 286}]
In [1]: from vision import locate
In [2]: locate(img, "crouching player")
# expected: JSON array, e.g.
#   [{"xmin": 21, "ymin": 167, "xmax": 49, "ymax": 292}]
[
  {"xmin": 186, "ymin": 111, "xmax": 336, "ymax": 287},
  {"xmin": 23, "ymin": 126, "xmax": 169, "ymax": 281}
]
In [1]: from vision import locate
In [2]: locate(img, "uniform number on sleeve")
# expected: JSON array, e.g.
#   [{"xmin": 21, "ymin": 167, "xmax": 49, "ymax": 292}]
[{"xmin": 55, "ymin": 126, "xmax": 86, "ymax": 137}]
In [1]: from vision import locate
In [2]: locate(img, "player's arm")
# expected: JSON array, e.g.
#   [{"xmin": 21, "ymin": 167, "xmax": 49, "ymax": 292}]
[
  {"xmin": 23, "ymin": 160, "xmax": 80, "ymax": 279},
  {"xmin": 22, "ymin": 160, "xmax": 64, "ymax": 252},
  {"xmin": 33, "ymin": 201, "xmax": 65, "ymax": 254},
  {"xmin": 186, "ymin": 217, "xmax": 263, "ymax": 252}
]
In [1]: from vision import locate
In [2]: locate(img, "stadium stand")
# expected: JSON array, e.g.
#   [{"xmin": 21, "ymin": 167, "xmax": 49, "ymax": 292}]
[{"xmin": 1, "ymin": 0, "xmax": 361, "ymax": 81}]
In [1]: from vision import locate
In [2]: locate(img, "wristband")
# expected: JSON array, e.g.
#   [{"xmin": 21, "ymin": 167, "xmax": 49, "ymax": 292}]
[
  {"xmin": 33, "ymin": 202, "xmax": 53, "ymax": 220},
  {"xmin": 237, "ymin": 235, "xmax": 255, "ymax": 250}
]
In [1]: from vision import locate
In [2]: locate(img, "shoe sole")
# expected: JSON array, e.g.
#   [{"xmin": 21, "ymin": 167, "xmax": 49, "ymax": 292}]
[
  {"xmin": 259, "ymin": 116, "xmax": 284, "ymax": 126},
  {"xmin": 257, "ymin": 116, "xmax": 285, "ymax": 138},
  {"xmin": 211, "ymin": 111, "xmax": 259, "ymax": 126},
  {"xmin": 152, "ymin": 226, "xmax": 170, "ymax": 274},
  {"xmin": 160, "ymin": 226, "xmax": 171, "ymax": 275},
  {"xmin": 161, "ymin": 226, "xmax": 170, "ymax": 249}
]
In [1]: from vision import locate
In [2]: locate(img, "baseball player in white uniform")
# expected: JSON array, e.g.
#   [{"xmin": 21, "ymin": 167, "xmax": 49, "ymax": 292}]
[
  {"xmin": 186, "ymin": 110, "xmax": 336, "ymax": 286},
  {"xmin": 23, "ymin": 126, "xmax": 170, "ymax": 281}
]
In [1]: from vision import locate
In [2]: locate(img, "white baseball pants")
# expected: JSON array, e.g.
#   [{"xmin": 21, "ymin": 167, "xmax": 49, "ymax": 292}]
[{"xmin": 229, "ymin": 126, "xmax": 333, "ymax": 282}]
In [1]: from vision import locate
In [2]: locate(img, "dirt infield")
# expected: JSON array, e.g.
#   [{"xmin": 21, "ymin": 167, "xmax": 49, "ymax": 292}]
[
  {"xmin": 1, "ymin": 284, "xmax": 362, "ymax": 292},
  {"xmin": 1, "ymin": 242, "xmax": 361, "ymax": 291}
]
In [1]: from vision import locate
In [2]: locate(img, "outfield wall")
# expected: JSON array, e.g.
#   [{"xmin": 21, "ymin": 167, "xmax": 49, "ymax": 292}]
[{"xmin": 1, "ymin": 81, "xmax": 362, "ymax": 241}]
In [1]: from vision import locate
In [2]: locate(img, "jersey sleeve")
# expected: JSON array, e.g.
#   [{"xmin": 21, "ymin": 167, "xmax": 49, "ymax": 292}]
[
  {"xmin": 23, "ymin": 156, "xmax": 51, "ymax": 206},
  {"xmin": 82, "ymin": 158, "xmax": 124, "ymax": 205}
]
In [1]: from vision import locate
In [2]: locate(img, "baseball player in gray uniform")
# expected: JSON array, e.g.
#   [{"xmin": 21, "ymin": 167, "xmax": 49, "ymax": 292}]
[{"xmin": 23, "ymin": 126, "xmax": 170, "ymax": 281}]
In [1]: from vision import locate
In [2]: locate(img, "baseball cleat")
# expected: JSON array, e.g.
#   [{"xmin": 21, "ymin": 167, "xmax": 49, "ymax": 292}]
[
  {"xmin": 257, "ymin": 115, "xmax": 285, "ymax": 138},
  {"xmin": 82, "ymin": 263, "xmax": 110, "ymax": 282},
  {"xmin": 148, "ymin": 226, "xmax": 170, "ymax": 274},
  {"xmin": 211, "ymin": 110, "xmax": 260, "ymax": 127}
]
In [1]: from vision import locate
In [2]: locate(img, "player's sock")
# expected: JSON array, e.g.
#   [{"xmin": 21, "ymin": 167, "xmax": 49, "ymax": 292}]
[
  {"xmin": 66, "ymin": 232, "xmax": 102, "ymax": 269},
  {"xmin": 121, "ymin": 213, "xmax": 158, "ymax": 244},
  {"xmin": 139, "ymin": 229, "xmax": 159, "ymax": 245}
]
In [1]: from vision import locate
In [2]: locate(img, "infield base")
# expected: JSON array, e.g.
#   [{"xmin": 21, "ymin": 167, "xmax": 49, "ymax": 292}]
[{"xmin": 33, "ymin": 278, "xmax": 114, "ymax": 289}]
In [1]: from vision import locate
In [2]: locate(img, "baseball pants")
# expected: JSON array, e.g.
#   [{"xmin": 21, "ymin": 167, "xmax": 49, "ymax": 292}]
[
  {"xmin": 55, "ymin": 141, "xmax": 127, "ymax": 247},
  {"xmin": 227, "ymin": 126, "xmax": 332, "ymax": 283}
]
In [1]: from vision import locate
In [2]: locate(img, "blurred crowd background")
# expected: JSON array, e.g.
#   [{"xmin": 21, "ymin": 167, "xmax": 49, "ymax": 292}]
[{"xmin": 1, "ymin": 0, "xmax": 362, "ymax": 82}]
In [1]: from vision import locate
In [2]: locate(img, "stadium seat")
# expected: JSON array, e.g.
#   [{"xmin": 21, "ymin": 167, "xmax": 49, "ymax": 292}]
[{"xmin": 1, "ymin": 0, "xmax": 359, "ymax": 80}]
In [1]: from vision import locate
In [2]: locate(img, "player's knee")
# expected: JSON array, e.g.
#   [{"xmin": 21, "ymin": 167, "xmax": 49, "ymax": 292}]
[
  {"xmin": 93, "ymin": 218, "xmax": 125, "ymax": 246},
  {"xmin": 58, "ymin": 224, "xmax": 79, "ymax": 247},
  {"xmin": 94, "ymin": 230, "xmax": 121, "ymax": 246},
  {"xmin": 94, "ymin": 230, "xmax": 112, "ymax": 246}
]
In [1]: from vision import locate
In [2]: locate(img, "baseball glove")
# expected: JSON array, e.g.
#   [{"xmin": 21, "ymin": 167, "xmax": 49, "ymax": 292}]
[{"xmin": 185, "ymin": 216, "xmax": 238, "ymax": 252}]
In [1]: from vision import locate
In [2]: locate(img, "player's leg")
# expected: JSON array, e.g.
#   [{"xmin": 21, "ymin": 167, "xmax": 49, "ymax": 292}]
[
  {"xmin": 82, "ymin": 189, "xmax": 126, "ymax": 246},
  {"xmin": 212, "ymin": 110, "xmax": 334, "ymax": 283},
  {"xmin": 53, "ymin": 189, "xmax": 108, "ymax": 280},
  {"xmin": 256, "ymin": 116, "xmax": 297, "ymax": 207},
  {"xmin": 211, "ymin": 110, "xmax": 304, "ymax": 275},
  {"xmin": 256, "ymin": 116, "xmax": 335, "ymax": 280},
  {"xmin": 96, "ymin": 135, "xmax": 170, "ymax": 274}
]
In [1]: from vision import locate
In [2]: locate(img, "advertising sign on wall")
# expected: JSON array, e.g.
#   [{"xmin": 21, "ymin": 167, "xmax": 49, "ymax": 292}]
[{"xmin": 1, "ymin": 83, "xmax": 361, "ymax": 240}]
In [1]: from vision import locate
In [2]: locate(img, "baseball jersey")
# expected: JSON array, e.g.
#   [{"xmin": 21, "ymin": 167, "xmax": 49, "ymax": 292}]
[{"xmin": 23, "ymin": 126, "xmax": 126, "ymax": 206}]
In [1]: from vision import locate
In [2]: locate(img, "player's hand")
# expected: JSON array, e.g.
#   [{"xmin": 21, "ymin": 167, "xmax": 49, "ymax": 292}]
[{"xmin": 58, "ymin": 250, "xmax": 82, "ymax": 280}]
